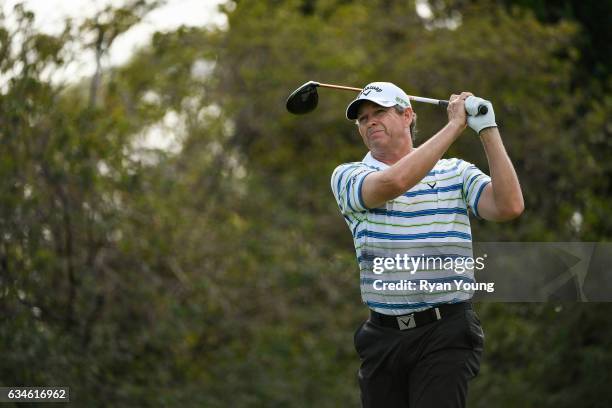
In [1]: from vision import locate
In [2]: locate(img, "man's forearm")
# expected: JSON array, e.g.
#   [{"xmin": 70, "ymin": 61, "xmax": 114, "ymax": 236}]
[{"xmin": 479, "ymin": 127, "xmax": 524, "ymax": 215}]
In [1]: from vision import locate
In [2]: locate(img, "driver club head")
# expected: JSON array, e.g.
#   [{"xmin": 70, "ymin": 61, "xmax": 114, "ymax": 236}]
[{"xmin": 286, "ymin": 81, "xmax": 319, "ymax": 114}]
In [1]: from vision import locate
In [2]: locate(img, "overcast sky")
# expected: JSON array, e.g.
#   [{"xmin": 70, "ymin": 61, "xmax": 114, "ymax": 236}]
[
  {"xmin": 2, "ymin": 0, "xmax": 226, "ymax": 152},
  {"xmin": 3, "ymin": 0, "xmax": 226, "ymax": 77}
]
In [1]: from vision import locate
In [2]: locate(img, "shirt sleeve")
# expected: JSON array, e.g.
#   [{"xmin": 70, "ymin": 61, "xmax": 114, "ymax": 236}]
[
  {"xmin": 459, "ymin": 160, "xmax": 491, "ymax": 219},
  {"xmin": 330, "ymin": 163, "xmax": 376, "ymax": 214}
]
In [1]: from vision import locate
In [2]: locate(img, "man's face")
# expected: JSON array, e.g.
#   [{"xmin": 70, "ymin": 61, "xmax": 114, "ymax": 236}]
[{"xmin": 356, "ymin": 101, "xmax": 413, "ymax": 152}]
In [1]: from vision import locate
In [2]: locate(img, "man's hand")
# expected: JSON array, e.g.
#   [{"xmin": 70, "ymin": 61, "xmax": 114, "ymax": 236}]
[
  {"xmin": 466, "ymin": 96, "xmax": 497, "ymax": 134},
  {"xmin": 447, "ymin": 92, "xmax": 473, "ymax": 130}
]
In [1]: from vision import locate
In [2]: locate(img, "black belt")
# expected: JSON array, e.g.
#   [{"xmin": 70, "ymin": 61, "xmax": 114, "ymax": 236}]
[{"xmin": 369, "ymin": 302, "xmax": 471, "ymax": 331}]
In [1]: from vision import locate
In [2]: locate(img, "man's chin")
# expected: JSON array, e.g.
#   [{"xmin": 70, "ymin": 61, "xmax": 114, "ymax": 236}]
[
  {"xmin": 367, "ymin": 135, "xmax": 387, "ymax": 148},
  {"xmin": 368, "ymin": 138, "xmax": 389, "ymax": 150}
]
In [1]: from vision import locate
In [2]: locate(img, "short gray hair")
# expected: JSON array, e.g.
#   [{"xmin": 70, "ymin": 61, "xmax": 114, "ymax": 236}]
[{"xmin": 394, "ymin": 105, "xmax": 418, "ymax": 142}]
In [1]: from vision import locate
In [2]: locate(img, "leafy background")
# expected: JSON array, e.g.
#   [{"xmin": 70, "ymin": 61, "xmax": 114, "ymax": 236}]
[{"xmin": 1, "ymin": 0, "xmax": 611, "ymax": 406}]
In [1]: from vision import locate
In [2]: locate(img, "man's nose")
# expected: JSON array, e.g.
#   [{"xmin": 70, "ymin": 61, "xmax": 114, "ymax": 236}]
[{"xmin": 367, "ymin": 116, "xmax": 378, "ymax": 128}]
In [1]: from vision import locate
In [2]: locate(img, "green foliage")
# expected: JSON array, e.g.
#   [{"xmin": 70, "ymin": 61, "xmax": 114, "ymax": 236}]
[{"xmin": 1, "ymin": 0, "xmax": 610, "ymax": 406}]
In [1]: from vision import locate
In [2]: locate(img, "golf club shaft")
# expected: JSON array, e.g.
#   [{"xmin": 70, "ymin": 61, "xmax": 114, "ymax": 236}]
[
  {"xmin": 318, "ymin": 82, "xmax": 363, "ymax": 92},
  {"xmin": 317, "ymin": 82, "xmax": 449, "ymax": 107},
  {"xmin": 411, "ymin": 96, "xmax": 449, "ymax": 108}
]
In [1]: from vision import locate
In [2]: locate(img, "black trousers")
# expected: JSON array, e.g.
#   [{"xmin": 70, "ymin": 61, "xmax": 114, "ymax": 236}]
[{"xmin": 354, "ymin": 304, "xmax": 484, "ymax": 408}]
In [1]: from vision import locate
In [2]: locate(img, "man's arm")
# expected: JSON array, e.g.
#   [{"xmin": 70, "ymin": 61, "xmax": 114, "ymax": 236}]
[
  {"xmin": 361, "ymin": 93, "xmax": 469, "ymax": 209},
  {"xmin": 475, "ymin": 127, "xmax": 524, "ymax": 221}
]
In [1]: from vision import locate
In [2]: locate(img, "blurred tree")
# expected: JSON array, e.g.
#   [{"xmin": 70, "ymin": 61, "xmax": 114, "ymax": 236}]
[
  {"xmin": 0, "ymin": 1, "xmax": 191, "ymax": 405},
  {"xmin": 1, "ymin": 0, "xmax": 610, "ymax": 406},
  {"xmin": 499, "ymin": 0, "xmax": 611, "ymax": 92}
]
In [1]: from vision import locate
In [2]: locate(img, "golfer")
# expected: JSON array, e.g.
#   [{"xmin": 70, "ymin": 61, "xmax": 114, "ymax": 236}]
[{"xmin": 330, "ymin": 82, "xmax": 523, "ymax": 407}]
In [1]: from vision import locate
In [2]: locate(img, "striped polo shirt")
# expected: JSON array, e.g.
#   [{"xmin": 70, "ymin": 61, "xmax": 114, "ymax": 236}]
[{"xmin": 331, "ymin": 151, "xmax": 491, "ymax": 315}]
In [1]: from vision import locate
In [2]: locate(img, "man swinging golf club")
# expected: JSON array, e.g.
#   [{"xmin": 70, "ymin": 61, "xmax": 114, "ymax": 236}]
[{"xmin": 330, "ymin": 82, "xmax": 524, "ymax": 408}]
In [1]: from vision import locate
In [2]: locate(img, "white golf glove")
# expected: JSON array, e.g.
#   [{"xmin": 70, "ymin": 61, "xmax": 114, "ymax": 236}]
[{"xmin": 465, "ymin": 96, "xmax": 497, "ymax": 134}]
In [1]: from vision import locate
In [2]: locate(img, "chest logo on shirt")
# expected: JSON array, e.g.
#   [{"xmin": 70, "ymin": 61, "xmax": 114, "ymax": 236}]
[{"xmin": 427, "ymin": 182, "xmax": 437, "ymax": 189}]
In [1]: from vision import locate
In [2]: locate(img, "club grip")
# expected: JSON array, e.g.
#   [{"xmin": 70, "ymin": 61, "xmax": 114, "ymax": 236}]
[
  {"xmin": 439, "ymin": 100, "xmax": 449, "ymax": 108},
  {"xmin": 465, "ymin": 96, "xmax": 490, "ymax": 116}
]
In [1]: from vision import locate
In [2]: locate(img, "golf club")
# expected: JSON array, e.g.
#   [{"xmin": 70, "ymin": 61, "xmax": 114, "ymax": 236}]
[{"xmin": 285, "ymin": 81, "xmax": 488, "ymax": 116}]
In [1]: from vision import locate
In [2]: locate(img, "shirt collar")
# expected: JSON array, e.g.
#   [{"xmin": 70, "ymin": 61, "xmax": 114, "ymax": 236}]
[{"xmin": 363, "ymin": 151, "xmax": 389, "ymax": 169}]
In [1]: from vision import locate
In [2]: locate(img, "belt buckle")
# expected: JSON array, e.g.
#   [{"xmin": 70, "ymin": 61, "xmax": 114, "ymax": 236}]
[{"xmin": 396, "ymin": 313, "xmax": 416, "ymax": 330}]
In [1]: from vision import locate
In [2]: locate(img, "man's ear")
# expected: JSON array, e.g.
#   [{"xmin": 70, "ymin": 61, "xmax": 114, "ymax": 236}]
[{"xmin": 404, "ymin": 107, "xmax": 414, "ymax": 125}]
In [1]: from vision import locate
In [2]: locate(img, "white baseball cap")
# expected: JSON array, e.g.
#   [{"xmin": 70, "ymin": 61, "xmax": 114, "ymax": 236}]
[{"xmin": 346, "ymin": 82, "xmax": 411, "ymax": 120}]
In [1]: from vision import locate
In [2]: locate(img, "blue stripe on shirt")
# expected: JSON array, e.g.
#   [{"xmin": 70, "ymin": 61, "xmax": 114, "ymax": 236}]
[
  {"xmin": 346, "ymin": 172, "xmax": 356, "ymax": 212},
  {"xmin": 472, "ymin": 180, "xmax": 490, "ymax": 218},
  {"xmin": 357, "ymin": 170, "xmax": 370, "ymax": 210},
  {"xmin": 464, "ymin": 174, "xmax": 479, "ymax": 199},
  {"xmin": 356, "ymin": 230, "xmax": 472, "ymax": 241},
  {"xmin": 335, "ymin": 165, "xmax": 359, "ymax": 200},
  {"xmin": 426, "ymin": 162, "xmax": 461, "ymax": 176},
  {"xmin": 369, "ymin": 207, "xmax": 468, "ymax": 219},
  {"xmin": 403, "ymin": 183, "xmax": 462, "ymax": 198}
]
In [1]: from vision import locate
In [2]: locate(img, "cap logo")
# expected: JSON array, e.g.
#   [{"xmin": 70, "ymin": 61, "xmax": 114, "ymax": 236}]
[{"xmin": 360, "ymin": 85, "xmax": 383, "ymax": 97}]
